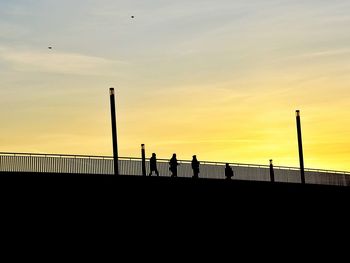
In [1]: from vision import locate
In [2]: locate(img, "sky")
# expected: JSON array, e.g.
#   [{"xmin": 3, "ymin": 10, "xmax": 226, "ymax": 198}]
[{"xmin": 1, "ymin": 0, "xmax": 350, "ymax": 171}]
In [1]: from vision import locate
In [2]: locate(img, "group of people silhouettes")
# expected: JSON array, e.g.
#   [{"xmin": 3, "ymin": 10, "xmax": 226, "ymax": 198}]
[{"xmin": 148, "ymin": 153, "xmax": 234, "ymax": 180}]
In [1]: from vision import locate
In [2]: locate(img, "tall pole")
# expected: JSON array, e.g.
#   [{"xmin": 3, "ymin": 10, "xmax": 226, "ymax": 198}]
[
  {"xmin": 269, "ymin": 159, "xmax": 275, "ymax": 183},
  {"xmin": 141, "ymin": 144, "xmax": 146, "ymax": 176},
  {"xmin": 296, "ymin": 110, "xmax": 305, "ymax": 184},
  {"xmin": 110, "ymin": 88, "xmax": 119, "ymax": 176}
]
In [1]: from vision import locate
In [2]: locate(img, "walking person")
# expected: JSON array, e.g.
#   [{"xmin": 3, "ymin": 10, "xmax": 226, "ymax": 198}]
[
  {"xmin": 169, "ymin": 153, "xmax": 179, "ymax": 177},
  {"xmin": 191, "ymin": 155, "xmax": 200, "ymax": 179},
  {"xmin": 225, "ymin": 163, "xmax": 234, "ymax": 180},
  {"xmin": 149, "ymin": 153, "xmax": 159, "ymax": 176}
]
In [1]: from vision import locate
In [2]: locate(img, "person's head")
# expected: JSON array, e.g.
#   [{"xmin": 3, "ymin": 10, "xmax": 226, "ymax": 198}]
[
  {"xmin": 172, "ymin": 153, "xmax": 176, "ymax": 158},
  {"xmin": 152, "ymin": 153, "xmax": 156, "ymax": 157},
  {"xmin": 193, "ymin": 155, "xmax": 197, "ymax": 159},
  {"xmin": 226, "ymin": 163, "xmax": 229, "ymax": 167}
]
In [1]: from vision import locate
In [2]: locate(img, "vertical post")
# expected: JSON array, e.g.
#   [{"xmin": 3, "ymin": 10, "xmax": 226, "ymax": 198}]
[
  {"xmin": 296, "ymin": 110, "xmax": 305, "ymax": 184},
  {"xmin": 269, "ymin": 159, "xmax": 275, "ymax": 183},
  {"xmin": 110, "ymin": 88, "xmax": 119, "ymax": 176},
  {"xmin": 141, "ymin": 144, "xmax": 146, "ymax": 176}
]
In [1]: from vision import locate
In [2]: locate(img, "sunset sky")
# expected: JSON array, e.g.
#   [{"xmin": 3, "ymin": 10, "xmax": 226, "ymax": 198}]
[{"xmin": 1, "ymin": 0, "xmax": 350, "ymax": 171}]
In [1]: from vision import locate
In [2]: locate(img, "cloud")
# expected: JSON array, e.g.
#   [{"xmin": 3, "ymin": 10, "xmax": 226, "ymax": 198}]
[
  {"xmin": 293, "ymin": 49, "xmax": 350, "ymax": 59},
  {"xmin": 0, "ymin": 46, "xmax": 127, "ymax": 76}
]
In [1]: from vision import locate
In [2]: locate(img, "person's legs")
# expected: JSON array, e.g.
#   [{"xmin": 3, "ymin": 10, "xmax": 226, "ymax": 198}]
[{"xmin": 155, "ymin": 169, "xmax": 159, "ymax": 176}]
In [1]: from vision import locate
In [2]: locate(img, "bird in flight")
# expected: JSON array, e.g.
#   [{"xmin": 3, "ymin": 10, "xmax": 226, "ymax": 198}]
[
  {"xmin": 48, "ymin": 46, "xmax": 53, "ymax": 49},
  {"xmin": 131, "ymin": 16, "xmax": 134, "ymax": 18}
]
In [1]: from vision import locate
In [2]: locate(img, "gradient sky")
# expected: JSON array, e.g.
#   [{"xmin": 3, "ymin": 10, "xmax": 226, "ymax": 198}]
[{"xmin": 1, "ymin": 0, "xmax": 350, "ymax": 171}]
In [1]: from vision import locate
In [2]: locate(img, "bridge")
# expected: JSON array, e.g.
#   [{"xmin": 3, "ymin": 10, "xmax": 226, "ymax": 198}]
[{"xmin": 1, "ymin": 152, "xmax": 349, "ymax": 187}]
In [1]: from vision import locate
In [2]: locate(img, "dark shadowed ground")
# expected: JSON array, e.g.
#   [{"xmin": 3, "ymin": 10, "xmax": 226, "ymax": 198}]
[
  {"xmin": 1, "ymin": 172, "xmax": 348, "ymax": 257},
  {"xmin": 1, "ymin": 172, "xmax": 348, "ymax": 211}
]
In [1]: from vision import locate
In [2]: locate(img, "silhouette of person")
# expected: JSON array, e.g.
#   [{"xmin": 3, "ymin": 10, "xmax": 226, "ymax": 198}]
[
  {"xmin": 191, "ymin": 155, "xmax": 200, "ymax": 179},
  {"xmin": 149, "ymin": 153, "xmax": 159, "ymax": 176},
  {"xmin": 169, "ymin": 153, "xmax": 179, "ymax": 177},
  {"xmin": 225, "ymin": 163, "xmax": 234, "ymax": 180}
]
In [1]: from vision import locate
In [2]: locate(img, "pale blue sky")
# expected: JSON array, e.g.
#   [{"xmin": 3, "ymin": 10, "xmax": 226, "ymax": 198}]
[
  {"xmin": 1, "ymin": 0, "xmax": 350, "ymax": 170},
  {"xmin": 1, "ymin": 0, "xmax": 350, "ymax": 87}
]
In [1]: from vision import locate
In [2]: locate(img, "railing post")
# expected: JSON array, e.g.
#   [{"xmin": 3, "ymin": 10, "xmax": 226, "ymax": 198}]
[
  {"xmin": 110, "ymin": 88, "xmax": 119, "ymax": 176},
  {"xmin": 141, "ymin": 144, "xmax": 146, "ymax": 176},
  {"xmin": 296, "ymin": 110, "xmax": 305, "ymax": 184},
  {"xmin": 269, "ymin": 159, "xmax": 275, "ymax": 183}
]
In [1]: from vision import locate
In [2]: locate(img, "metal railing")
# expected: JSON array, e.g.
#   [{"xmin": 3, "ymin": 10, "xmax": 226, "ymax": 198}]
[{"xmin": 0, "ymin": 152, "xmax": 349, "ymax": 187}]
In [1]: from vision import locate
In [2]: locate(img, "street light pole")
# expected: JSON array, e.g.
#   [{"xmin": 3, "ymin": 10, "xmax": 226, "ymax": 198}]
[
  {"xmin": 269, "ymin": 159, "xmax": 275, "ymax": 183},
  {"xmin": 110, "ymin": 88, "xmax": 119, "ymax": 176},
  {"xmin": 141, "ymin": 144, "xmax": 146, "ymax": 176},
  {"xmin": 296, "ymin": 110, "xmax": 305, "ymax": 184}
]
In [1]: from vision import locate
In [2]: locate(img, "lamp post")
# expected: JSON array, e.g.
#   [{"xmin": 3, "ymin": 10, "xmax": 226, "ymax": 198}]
[
  {"xmin": 296, "ymin": 110, "xmax": 305, "ymax": 184},
  {"xmin": 269, "ymin": 159, "xmax": 275, "ymax": 183},
  {"xmin": 141, "ymin": 144, "xmax": 146, "ymax": 176},
  {"xmin": 110, "ymin": 88, "xmax": 119, "ymax": 176}
]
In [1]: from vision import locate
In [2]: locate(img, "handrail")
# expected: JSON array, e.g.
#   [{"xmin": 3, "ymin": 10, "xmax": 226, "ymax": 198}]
[{"xmin": 1, "ymin": 151, "xmax": 349, "ymax": 175}]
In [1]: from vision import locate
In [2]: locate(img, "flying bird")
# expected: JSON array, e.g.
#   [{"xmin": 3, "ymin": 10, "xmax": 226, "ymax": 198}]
[
  {"xmin": 131, "ymin": 16, "xmax": 134, "ymax": 18},
  {"xmin": 48, "ymin": 46, "xmax": 53, "ymax": 49}
]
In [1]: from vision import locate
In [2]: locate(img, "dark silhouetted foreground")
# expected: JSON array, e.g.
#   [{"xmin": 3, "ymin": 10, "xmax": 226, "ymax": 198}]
[
  {"xmin": 1, "ymin": 171, "xmax": 349, "ymax": 242},
  {"xmin": 1, "ymin": 172, "xmax": 348, "ymax": 205}
]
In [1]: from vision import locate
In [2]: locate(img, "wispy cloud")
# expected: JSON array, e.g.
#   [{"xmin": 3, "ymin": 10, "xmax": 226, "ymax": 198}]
[
  {"xmin": 291, "ymin": 49, "xmax": 350, "ymax": 60},
  {"xmin": 0, "ymin": 47, "xmax": 127, "ymax": 76}
]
